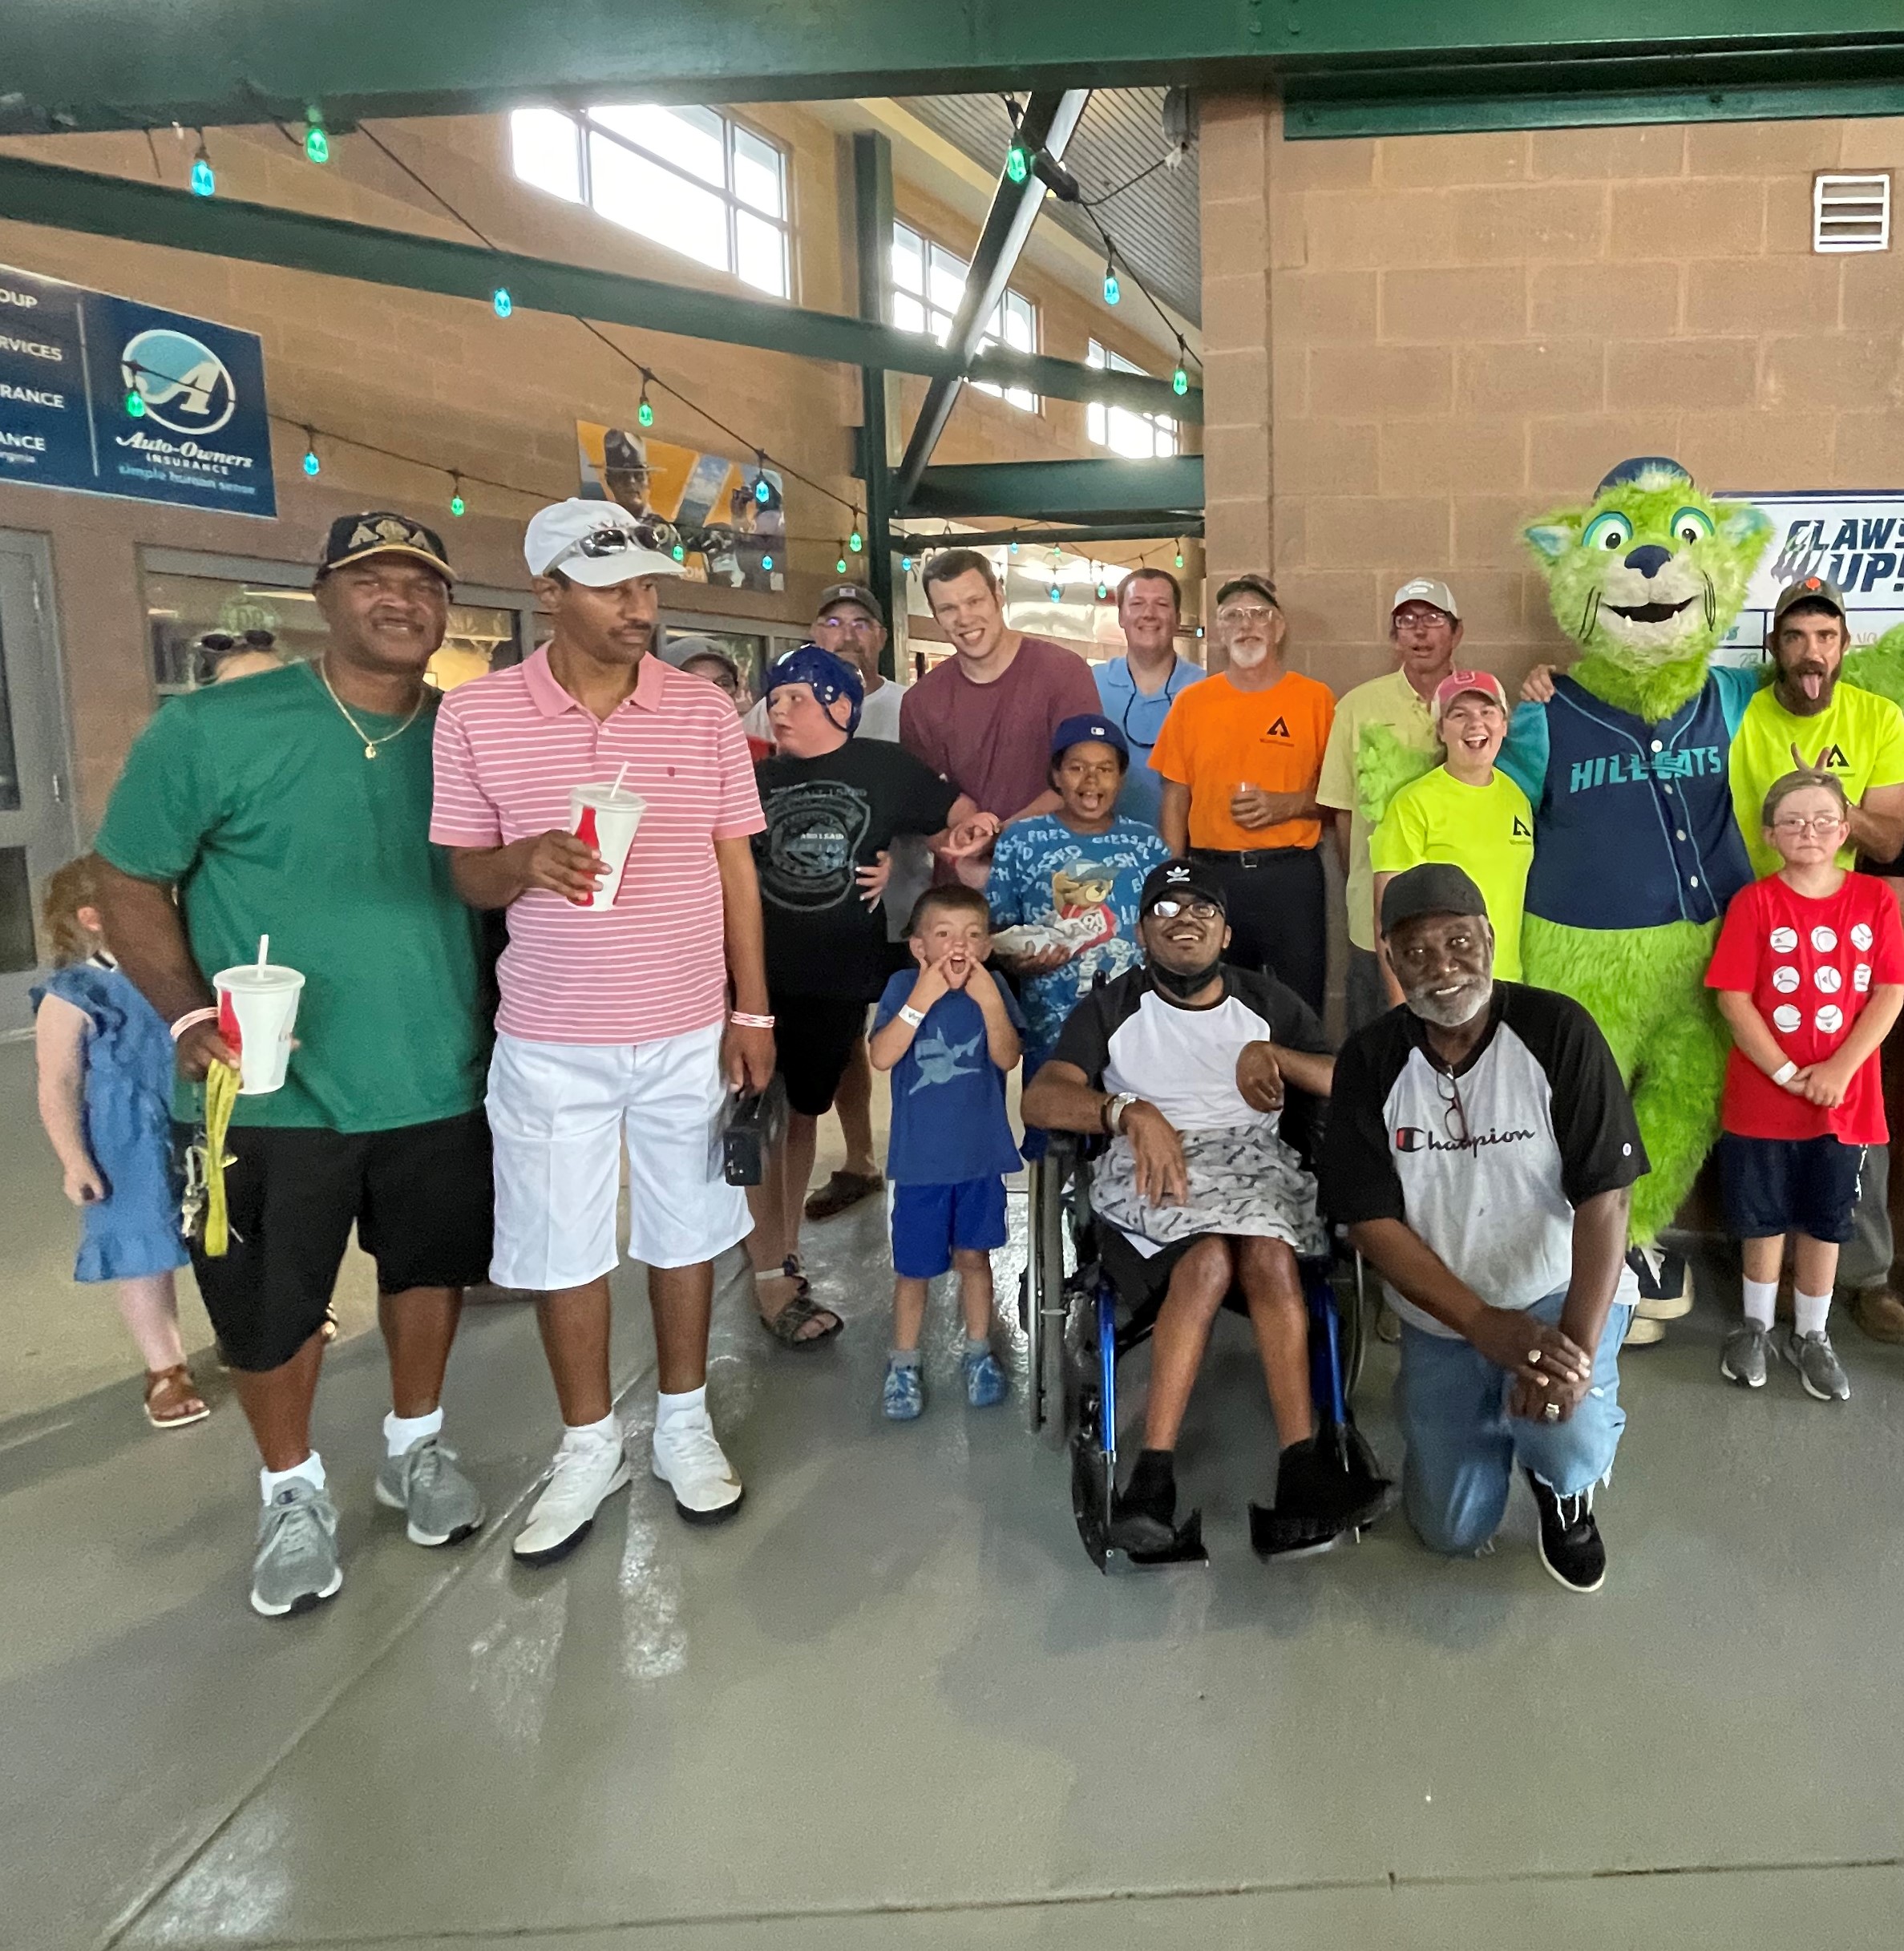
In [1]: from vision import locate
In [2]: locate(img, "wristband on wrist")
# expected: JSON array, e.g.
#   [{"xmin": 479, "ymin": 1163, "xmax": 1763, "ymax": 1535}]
[
  {"xmin": 1771, "ymin": 1059, "xmax": 1798, "ymax": 1085},
  {"xmin": 898, "ymin": 1004, "xmax": 927, "ymax": 1028},
  {"xmin": 170, "ymin": 1006, "xmax": 218, "ymax": 1042},
  {"xmin": 728, "ymin": 1011, "xmax": 774, "ymax": 1029}
]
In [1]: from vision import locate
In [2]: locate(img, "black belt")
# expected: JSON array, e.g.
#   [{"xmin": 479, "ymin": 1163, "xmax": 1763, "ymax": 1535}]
[{"xmin": 1190, "ymin": 845, "xmax": 1313, "ymax": 870}]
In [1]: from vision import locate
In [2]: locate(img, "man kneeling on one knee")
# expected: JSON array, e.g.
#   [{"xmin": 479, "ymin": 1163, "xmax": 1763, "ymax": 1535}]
[
  {"xmin": 1320, "ymin": 864, "xmax": 1647, "ymax": 1594},
  {"xmin": 1022, "ymin": 859, "xmax": 1375, "ymax": 1553}
]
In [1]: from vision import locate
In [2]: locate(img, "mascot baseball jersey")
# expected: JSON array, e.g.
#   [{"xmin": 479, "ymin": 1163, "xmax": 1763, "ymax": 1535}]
[{"xmin": 1501, "ymin": 668, "xmax": 1757, "ymax": 931}]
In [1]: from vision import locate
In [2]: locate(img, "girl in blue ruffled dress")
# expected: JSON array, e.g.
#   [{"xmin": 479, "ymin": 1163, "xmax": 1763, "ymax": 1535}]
[{"xmin": 32, "ymin": 855, "xmax": 206, "ymax": 1428}]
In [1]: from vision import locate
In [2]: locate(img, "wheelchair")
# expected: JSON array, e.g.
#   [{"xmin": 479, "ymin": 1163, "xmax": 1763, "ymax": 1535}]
[{"xmin": 1021, "ymin": 1085, "xmax": 1390, "ymax": 1572}]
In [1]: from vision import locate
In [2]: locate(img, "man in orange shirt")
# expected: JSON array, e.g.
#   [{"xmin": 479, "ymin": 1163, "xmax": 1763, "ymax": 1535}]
[{"xmin": 1151, "ymin": 574, "xmax": 1335, "ymax": 1010}]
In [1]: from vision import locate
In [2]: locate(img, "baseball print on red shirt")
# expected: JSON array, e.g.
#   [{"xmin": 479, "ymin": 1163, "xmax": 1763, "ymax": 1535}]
[{"xmin": 1706, "ymin": 872, "xmax": 1904, "ymax": 1144}]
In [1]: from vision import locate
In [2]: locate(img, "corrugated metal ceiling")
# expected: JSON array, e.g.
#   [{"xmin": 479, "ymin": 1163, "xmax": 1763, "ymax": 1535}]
[{"xmin": 896, "ymin": 88, "xmax": 1200, "ymax": 328}]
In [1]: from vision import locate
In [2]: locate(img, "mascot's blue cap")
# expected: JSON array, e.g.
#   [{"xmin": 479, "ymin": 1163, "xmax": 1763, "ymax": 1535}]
[
  {"xmin": 1596, "ymin": 455, "xmax": 1692, "ymax": 494},
  {"xmin": 763, "ymin": 641, "xmax": 863, "ymax": 734}
]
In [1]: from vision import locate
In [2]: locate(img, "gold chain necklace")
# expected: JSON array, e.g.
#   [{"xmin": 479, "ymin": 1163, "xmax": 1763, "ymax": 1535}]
[{"xmin": 310, "ymin": 657, "xmax": 426, "ymax": 759}]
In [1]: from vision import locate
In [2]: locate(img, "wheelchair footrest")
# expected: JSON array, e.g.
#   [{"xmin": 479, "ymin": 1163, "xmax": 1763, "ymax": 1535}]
[
  {"xmin": 1247, "ymin": 1476, "xmax": 1397, "ymax": 1560},
  {"xmin": 1115, "ymin": 1507, "xmax": 1208, "ymax": 1569}
]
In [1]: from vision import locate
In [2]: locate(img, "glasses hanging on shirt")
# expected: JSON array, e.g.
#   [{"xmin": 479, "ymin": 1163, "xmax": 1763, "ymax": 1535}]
[{"xmin": 1434, "ymin": 1065, "xmax": 1473, "ymax": 1150}]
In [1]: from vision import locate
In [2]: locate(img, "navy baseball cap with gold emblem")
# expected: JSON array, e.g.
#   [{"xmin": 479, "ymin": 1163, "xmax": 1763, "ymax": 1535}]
[{"xmin": 317, "ymin": 511, "xmax": 455, "ymax": 584}]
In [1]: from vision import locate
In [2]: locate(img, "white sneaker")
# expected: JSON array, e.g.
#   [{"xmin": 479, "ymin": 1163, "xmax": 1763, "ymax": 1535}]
[
  {"xmin": 512, "ymin": 1424, "xmax": 631, "ymax": 1565},
  {"xmin": 652, "ymin": 1413, "xmax": 745, "ymax": 1525}
]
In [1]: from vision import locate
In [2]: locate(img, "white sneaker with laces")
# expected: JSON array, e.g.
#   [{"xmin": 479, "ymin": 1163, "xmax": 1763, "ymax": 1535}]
[
  {"xmin": 512, "ymin": 1424, "xmax": 631, "ymax": 1565},
  {"xmin": 652, "ymin": 1413, "xmax": 745, "ymax": 1525}
]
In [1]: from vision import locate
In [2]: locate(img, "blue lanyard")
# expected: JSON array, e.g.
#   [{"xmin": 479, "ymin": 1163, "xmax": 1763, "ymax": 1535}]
[{"xmin": 1118, "ymin": 660, "xmax": 1194, "ymax": 749}]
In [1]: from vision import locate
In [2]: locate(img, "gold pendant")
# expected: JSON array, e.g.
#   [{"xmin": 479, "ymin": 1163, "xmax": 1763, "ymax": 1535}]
[{"xmin": 365, "ymin": 742, "xmax": 378, "ymax": 758}]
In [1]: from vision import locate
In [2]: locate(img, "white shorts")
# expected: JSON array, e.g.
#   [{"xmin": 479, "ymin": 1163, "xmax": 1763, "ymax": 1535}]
[{"xmin": 486, "ymin": 1025, "xmax": 750, "ymax": 1291}]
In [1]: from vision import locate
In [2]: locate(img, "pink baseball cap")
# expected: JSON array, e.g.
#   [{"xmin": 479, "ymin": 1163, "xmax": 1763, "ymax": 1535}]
[{"xmin": 1431, "ymin": 669, "xmax": 1508, "ymax": 721}]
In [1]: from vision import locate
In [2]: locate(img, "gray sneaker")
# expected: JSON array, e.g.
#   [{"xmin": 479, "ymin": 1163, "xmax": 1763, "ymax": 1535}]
[
  {"xmin": 375, "ymin": 1433, "xmax": 485, "ymax": 1546},
  {"xmin": 1720, "ymin": 1323, "xmax": 1770, "ymax": 1389},
  {"xmin": 250, "ymin": 1480, "xmax": 343, "ymax": 1618},
  {"xmin": 1781, "ymin": 1327, "xmax": 1851, "ymax": 1403}
]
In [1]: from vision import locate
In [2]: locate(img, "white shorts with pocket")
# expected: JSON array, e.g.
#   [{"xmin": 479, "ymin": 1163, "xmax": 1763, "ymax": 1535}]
[{"xmin": 486, "ymin": 1024, "xmax": 749, "ymax": 1291}]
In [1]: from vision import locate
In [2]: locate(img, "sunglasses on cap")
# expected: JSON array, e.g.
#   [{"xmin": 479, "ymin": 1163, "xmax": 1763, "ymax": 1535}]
[{"xmin": 548, "ymin": 515, "xmax": 681, "ymax": 572}]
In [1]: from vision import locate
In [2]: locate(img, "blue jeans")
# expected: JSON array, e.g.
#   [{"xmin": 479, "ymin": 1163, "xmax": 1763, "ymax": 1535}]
[{"xmin": 1395, "ymin": 1287, "xmax": 1632, "ymax": 1557}]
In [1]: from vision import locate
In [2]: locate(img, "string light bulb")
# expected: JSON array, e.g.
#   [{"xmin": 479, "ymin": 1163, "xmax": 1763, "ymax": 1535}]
[
  {"xmin": 491, "ymin": 287, "xmax": 512, "ymax": 318},
  {"xmin": 848, "ymin": 523, "xmax": 863, "ymax": 554},
  {"xmin": 448, "ymin": 475, "xmax": 465, "ymax": 517},
  {"xmin": 1174, "ymin": 539, "xmax": 1186, "ymax": 570},
  {"xmin": 1005, "ymin": 141, "xmax": 1031, "ymax": 186},
  {"xmin": 124, "ymin": 378, "xmax": 146, "ymax": 417},
  {"xmin": 1049, "ymin": 581, "xmax": 1063, "ymax": 602},
  {"xmin": 637, "ymin": 391, "xmax": 653, "ymax": 430},
  {"xmin": 1103, "ymin": 257, "xmax": 1120, "ymax": 305},
  {"xmin": 189, "ymin": 136, "xmax": 215, "ymax": 198},
  {"xmin": 754, "ymin": 454, "xmax": 771, "ymax": 505},
  {"xmin": 304, "ymin": 115, "xmax": 329, "ymax": 164},
  {"xmin": 835, "ymin": 547, "xmax": 849, "ymax": 575},
  {"xmin": 1173, "ymin": 362, "xmax": 1189, "ymax": 397},
  {"xmin": 1095, "ymin": 568, "xmax": 1109, "ymax": 600},
  {"xmin": 301, "ymin": 429, "xmax": 320, "ymax": 476},
  {"xmin": 671, "ymin": 541, "xmax": 687, "ymax": 563},
  {"xmin": 1009, "ymin": 539, "xmax": 1019, "ymax": 555},
  {"xmin": 900, "ymin": 554, "xmax": 914, "ymax": 572},
  {"xmin": 760, "ymin": 553, "xmax": 774, "ymax": 572}
]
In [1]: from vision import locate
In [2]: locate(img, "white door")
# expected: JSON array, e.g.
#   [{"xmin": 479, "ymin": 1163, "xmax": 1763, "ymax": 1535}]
[{"xmin": 0, "ymin": 531, "xmax": 79, "ymax": 1035}]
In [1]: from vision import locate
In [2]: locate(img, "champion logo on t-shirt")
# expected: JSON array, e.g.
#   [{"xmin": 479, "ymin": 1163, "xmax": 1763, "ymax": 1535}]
[
  {"xmin": 1262, "ymin": 716, "xmax": 1292, "ymax": 741},
  {"xmin": 1393, "ymin": 1121, "xmax": 1536, "ymax": 1156}
]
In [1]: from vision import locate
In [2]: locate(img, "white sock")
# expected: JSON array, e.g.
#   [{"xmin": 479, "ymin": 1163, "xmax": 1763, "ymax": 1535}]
[
  {"xmin": 656, "ymin": 1384, "xmax": 708, "ymax": 1431},
  {"xmin": 1742, "ymin": 1278, "xmax": 1777, "ymax": 1330},
  {"xmin": 1795, "ymin": 1289, "xmax": 1832, "ymax": 1337},
  {"xmin": 384, "ymin": 1406, "xmax": 443, "ymax": 1458},
  {"xmin": 260, "ymin": 1450, "xmax": 325, "ymax": 1501},
  {"xmin": 564, "ymin": 1411, "xmax": 621, "ymax": 1444}
]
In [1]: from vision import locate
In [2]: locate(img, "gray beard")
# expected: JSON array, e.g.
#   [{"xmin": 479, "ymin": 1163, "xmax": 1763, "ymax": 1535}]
[{"xmin": 1405, "ymin": 976, "xmax": 1494, "ymax": 1030}]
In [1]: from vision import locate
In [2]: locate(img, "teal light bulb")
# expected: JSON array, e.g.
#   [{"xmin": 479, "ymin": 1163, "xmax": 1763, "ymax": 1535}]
[
  {"xmin": 492, "ymin": 287, "xmax": 512, "ymax": 318},
  {"xmin": 190, "ymin": 153, "xmax": 215, "ymax": 197},
  {"xmin": 755, "ymin": 475, "xmax": 771, "ymax": 506},
  {"xmin": 1173, "ymin": 365, "xmax": 1189, "ymax": 396},
  {"xmin": 305, "ymin": 123, "xmax": 329, "ymax": 164},
  {"xmin": 302, "ymin": 448, "xmax": 320, "ymax": 476},
  {"xmin": 125, "ymin": 387, "xmax": 146, "ymax": 418},
  {"xmin": 1005, "ymin": 143, "xmax": 1029, "ymax": 185},
  {"xmin": 760, "ymin": 554, "xmax": 774, "ymax": 572},
  {"xmin": 637, "ymin": 398, "xmax": 654, "ymax": 429},
  {"xmin": 1104, "ymin": 269, "xmax": 1120, "ymax": 305}
]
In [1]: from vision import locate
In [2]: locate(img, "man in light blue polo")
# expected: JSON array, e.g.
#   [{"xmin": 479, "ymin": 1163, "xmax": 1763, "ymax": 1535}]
[{"xmin": 1094, "ymin": 566, "xmax": 1203, "ymax": 826}]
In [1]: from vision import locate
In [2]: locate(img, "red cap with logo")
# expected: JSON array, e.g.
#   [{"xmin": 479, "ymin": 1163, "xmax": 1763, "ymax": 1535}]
[{"xmin": 1430, "ymin": 669, "xmax": 1509, "ymax": 722}]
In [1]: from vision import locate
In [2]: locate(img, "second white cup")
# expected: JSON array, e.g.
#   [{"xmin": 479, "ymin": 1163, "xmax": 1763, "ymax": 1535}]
[
  {"xmin": 212, "ymin": 963, "xmax": 305, "ymax": 1095},
  {"xmin": 571, "ymin": 784, "xmax": 646, "ymax": 911}
]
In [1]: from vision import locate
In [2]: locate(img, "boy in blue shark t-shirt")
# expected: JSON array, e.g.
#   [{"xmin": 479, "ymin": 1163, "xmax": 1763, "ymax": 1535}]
[{"xmin": 869, "ymin": 883, "xmax": 1025, "ymax": 1422}]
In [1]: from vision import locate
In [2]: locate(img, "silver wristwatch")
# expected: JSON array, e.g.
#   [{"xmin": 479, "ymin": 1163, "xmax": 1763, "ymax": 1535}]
[{"xmin": 1104, "ymin": 1091, "xmax": 1140, "ymax": 1134}]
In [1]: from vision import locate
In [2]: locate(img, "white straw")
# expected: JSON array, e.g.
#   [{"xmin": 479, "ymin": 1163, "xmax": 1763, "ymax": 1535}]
[
  {"xmin": 257, "ymin": 934, "xmax": 269, "ymax": 971},
  {"xmin": 612, "ymin": 762, "xmax": 629, "ymax": 798}
]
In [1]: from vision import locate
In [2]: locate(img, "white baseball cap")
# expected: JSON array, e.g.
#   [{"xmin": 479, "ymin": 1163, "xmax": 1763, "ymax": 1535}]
[
  {"xmin": 524, "ymin": 496, "xmax": 682, "ymax": 586},
  {"xmin": 1391, "ymin": 577, "xmax": 1460, "ymax": 620}
]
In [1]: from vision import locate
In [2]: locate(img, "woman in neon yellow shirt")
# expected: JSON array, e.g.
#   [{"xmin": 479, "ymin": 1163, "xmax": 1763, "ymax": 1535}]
[{"xmin": 1371, "ymin": 671, "xmax": 1535, "ymax": 1004}]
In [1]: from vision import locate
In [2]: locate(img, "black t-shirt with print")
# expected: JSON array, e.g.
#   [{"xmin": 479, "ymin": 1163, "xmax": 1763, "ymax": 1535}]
[
  {"xmin": 1319, "ymin": 982, "xmax": 1647, "ymax": 1334},
  {"xmin": 754, "ymin": 739, "xmax": 959, "ymax": 1000}
]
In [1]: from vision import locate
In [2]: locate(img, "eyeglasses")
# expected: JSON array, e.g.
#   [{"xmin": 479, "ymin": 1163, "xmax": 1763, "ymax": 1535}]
[
  {"xmin": 548, "ymin": 515, "xmax": 680, "ymax": 572},
  {"xmin": 1434, "ymin": 1066, "xmax": 1473, "ymax": 1149},
  {"xmin": 1772, "ymin": 814, "xmax": 1847, "ymax": 835},
  {"xmin": 819, "ymin": 611, "xmax": 878, "ymax": 633},
  {"xmin": 1219, "ymin": 605, "xmax": 1277, "ymax": 627},
  {"xmin": 1146, "ymin": 897, "xmax": 1221, "ymax": 921}
]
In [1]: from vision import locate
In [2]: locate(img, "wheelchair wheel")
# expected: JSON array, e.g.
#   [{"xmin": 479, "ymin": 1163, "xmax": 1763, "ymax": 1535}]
[{"xmin": 1340, "ymin": 1250, "xmax": 1371, "ymax": 1401}]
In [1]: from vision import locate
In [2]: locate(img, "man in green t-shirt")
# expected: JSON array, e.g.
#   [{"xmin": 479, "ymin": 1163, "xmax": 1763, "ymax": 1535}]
[
  {"xmin": 1727, "ymin": 575, "xmax": 1904, "ymax": 1346},
  {"xmin": 1316, "ymin": 578, "xmax": 1460, "ymax": 1030},
  {"xmin": 1370, "ymin": 669, "xmax": 1534, "ymax": 1003},
  {"xmin": 95, "ymin": 512, "xmax": 493, "ymax": 1621}
]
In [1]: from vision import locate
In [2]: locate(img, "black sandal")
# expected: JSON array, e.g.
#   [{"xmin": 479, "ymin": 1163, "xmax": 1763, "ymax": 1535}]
[{"xmin": 761, "ymin": 1291, "xmax": 843, "ymax": 1348}]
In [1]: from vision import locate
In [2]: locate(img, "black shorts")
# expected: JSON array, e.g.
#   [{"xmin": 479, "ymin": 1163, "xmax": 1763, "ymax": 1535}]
[
  {"xmin": 1719, "ymin": 1132, "xmax": 1864, "ymax": 1244},
  {"xmin": 178, "ymin": 1109, "xmax": 495, "ymax": 1372},
  {"xmin": 771, "ymin": 993, "xmax": 869, "ymax": 1117}
]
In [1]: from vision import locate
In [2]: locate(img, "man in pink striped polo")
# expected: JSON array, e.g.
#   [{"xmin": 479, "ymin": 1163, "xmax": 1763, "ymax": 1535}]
[{"xmin": 431, "ymin": 498, "xmax": 773, "ymax": 1559}]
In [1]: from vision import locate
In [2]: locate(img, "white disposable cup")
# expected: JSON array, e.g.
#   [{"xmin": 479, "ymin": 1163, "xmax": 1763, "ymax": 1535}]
[
  {"xmin": 212, "ymin": 963, "xmax": 305, "ymax": 1095},
  {"xmin": 570, "ymin": 785, "xmax": 646, "ymax": 911}
]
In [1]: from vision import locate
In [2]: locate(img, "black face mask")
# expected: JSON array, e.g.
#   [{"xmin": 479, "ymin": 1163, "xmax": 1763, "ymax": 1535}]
[{"xmin": 1150, "ymin": 956, "xmax": 1224, "ymax": 1000}]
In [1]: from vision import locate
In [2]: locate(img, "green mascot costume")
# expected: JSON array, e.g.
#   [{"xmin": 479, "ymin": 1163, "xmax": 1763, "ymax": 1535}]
[{"xmin": 1498, "ymin": 457, "xmax": 1771, "ymax": 1300}]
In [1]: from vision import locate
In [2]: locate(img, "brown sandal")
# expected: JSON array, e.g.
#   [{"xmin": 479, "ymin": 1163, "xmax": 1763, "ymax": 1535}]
[
  {"xmin": 144, "ymin": 1365, "xmax": 210, "ymax": 1429},
  {"xmin": 760, "ymin": 1291, "xmax": 843, "ymax": 1348}
]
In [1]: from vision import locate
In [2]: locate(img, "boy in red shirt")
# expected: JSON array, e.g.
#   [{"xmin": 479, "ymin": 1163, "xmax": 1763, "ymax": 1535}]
[{"xmin": 1707, "ymin": 769, "xmax": 1904, "ymax": 1400}]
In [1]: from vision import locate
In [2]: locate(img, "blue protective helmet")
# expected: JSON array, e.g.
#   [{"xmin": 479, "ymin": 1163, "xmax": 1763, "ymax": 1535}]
[{"xmin": 762, "ymin": 641, "xmax": 864, "ymax": 734}]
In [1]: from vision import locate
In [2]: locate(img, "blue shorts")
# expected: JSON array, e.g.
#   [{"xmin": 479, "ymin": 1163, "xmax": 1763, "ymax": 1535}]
[
  {"xmin": 1719, "ymin": 1132, "xmax": 1863, "ymax": 1244},
  {"xmin": 890, "ymin": 1177, "xmax": 1008, "ymax": 1279}
]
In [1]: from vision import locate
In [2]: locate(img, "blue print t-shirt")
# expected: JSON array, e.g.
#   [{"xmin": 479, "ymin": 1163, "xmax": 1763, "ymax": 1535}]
[
  {"xmin": 986, "ymin": 813, "xmax": 1171, "ymax": 1065},
  {"xmin": 874, "ymin": 971, "xmax": 1026, "ymax": 1186}
]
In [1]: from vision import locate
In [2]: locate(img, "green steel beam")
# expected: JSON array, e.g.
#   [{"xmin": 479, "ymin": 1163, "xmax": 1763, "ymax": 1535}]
[
  {"xmin": 6, "ymin": 4, "xmax": 1904, "ymax": 129},
  {"xmin": 896, "ymin": 456, "xmax": 1203, "ymax": 523},
  {"xmin": 893, "ymin": 89, "xmax": 1090, "ymax": 506},
  {"xmin": 895, "ymin": 522, "xmax": 1203, "ymax": 547},
  {"xmin": 0, "ymin": 156, "xmax": 1199, "ymax": 419},
  {"xmin": 851, "ymin": 131, "xmax": 897, "ymax": 668},
  {"xmin": 1287, "ymin": 78, "xmax": 1904, "ymax": 139}
]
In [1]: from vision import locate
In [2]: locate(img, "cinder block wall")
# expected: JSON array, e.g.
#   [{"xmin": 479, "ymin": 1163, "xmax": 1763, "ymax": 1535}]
[{"xmin": 1201, "ymin": 96, "xmax": 1904, "ymax": 692}]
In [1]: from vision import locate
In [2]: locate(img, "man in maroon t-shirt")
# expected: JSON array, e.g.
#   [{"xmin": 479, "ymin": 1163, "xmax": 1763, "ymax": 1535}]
[{"xmin": 902, "ymin": 548, "xmax": 1101, "ymax": 883}]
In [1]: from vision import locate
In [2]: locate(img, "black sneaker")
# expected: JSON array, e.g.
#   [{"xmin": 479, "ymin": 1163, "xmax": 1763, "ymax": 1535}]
[
  {"xmin": 1252, "ymin": 1435, "xmax": 1394, "ymax": 1557},
  {"xmin": 1525, "ymin": 1468, "xmax": 1606, "ymax": 1594},
  {"xmin": 1110, "ymin": 1448, "xmax": 1178, "ymax": 1554}
]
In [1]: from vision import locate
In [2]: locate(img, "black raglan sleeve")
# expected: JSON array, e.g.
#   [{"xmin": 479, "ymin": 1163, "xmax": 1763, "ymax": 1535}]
[
  {"xmin": 1227, "ymin": 969, "xmax": 1332, "ymax": 1056},
  {"xmin": 1317, "ymin": 1018, "xmax": 1411, "ymax": 1226},
  {"xmin": 1510, "ymin": 987, "xmax": 1649, "ymax": 1206}
]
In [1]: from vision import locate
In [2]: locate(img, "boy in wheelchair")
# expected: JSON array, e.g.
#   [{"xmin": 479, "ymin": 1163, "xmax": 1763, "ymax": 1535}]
[{"xmin": 1021, "ymin": 860, "xmax": 1393, "ymax": 1557}]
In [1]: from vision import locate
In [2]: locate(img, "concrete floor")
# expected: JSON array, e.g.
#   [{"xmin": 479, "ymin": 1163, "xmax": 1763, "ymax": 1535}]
[{"xmin": 6, "ymin": 1066, "xmax": 1904, "ymax": 1946}]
